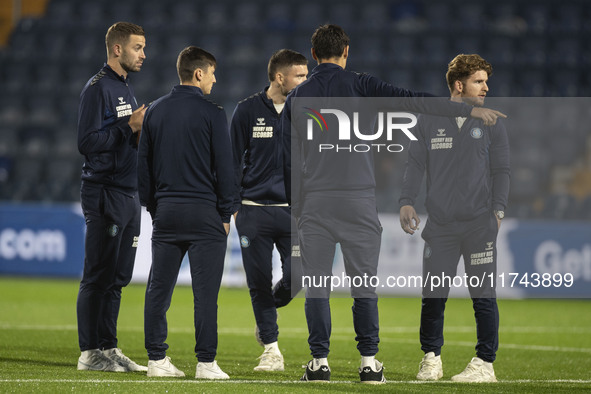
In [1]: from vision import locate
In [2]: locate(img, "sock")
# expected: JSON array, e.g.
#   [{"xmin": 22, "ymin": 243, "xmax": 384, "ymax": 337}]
[
  {"xmin": 312, "ymin": 357, "xmax": 328, "ymax": 370},
  {"xmin": 361, "ymin": 355, "xmax": 375, "ymax": 368},
  {"xmin": 264, "ymin": 341, "xmax": 280, "ymax": 353}
]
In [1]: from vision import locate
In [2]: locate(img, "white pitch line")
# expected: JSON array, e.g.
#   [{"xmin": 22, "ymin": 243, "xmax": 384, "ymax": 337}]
[{"xmin": 0, "ymin": 379, "xmax": 590, "ymax": 384}]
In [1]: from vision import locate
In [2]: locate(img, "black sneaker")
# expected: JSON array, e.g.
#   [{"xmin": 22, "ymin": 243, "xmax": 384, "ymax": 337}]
[
  {"xmin": 359, "ymin": 359, "xmax": 386, "ymax": 384},
  {"xmin": 301, "ymin": 360, "xmax": 331, "ymax": 382}
]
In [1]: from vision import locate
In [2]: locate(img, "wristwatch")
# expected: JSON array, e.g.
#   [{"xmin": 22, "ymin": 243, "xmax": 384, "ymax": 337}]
[{"xmin": 494, "ymin": 210, "xmax": 505, "ymax": 220}]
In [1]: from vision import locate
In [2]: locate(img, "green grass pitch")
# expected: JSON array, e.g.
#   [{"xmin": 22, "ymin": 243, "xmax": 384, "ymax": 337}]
[{"xmin": 0, "ymin": 277, "xmax": 590, "ymax": 393}]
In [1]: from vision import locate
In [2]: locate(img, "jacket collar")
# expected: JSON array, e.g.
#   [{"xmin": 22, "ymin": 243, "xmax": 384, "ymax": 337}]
[{"xmin": 172, "ymin": 84, "xmax": 204, "ymax": 96}]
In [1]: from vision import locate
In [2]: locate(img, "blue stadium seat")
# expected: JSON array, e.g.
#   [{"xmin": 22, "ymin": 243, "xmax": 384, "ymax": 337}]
[
  {"xmin": 385, "ymin": 35, "xmax": 415, "ymax": 66},
  {"xmin": 519, "ymin": 3, "xmax": 549, "ymax": 34},
  {"xmin": 549, "ymin": 4, "xmax": 582, "ymax": 32},
  {"xmin": 515, "ymin": 35, "xmax": 546, "ymax": 67},
  {"xmin": 295, "ymin": 3, "xmax": 324, "ymax": 32},
  {"xmin": 233, "ymin": 3, "xmax": 263, "ymax": 32},
  {"xmin": 423, "ymin": 3, "xmax": 450, "ymax": 31},
  {"xmin": 169, "ymin": 1, "xmax": 200, "ymax": 29},
  {"xmin": 265, "ymin": 3, "xmax": 294, "ymax": 32},
  {"xmin": 327, "ymin": 3, "xmax": 355, "ymax": 32},
  {"xmin": 485, "ymin": 36, "xmax": 515, "ymax": 66},
  {"xmin": 418, "ymin": 34, "xmax": 449, "ymax": 65},
  {"xmin": 43, "ymin": 158, "xmax": 79, "ymax": 202},
  {"xmin": 541, "ymin": 193, "xmax": 578, "ymax": 220},
  {"xmin": 0, "ymin": 128, "xmax": 18, "ymax": 159},
  {"xmin": 387, "ymin": 67, "xmax": 414, "ymax": 89},
  {"xmin": 488, "ymin": 67, "xmax": 513, "ymax": 97},
  {"xmin": 10, "ymin": 157, "xmax": 45, "ymax": 201},
  {"xmin": 578, "ymin": 195, "xmax": 591, "ymax": 220},
  {"xmin": 359, "ymin": 3, "xmax": 390, "ymax": 32},
  {"xmin": 204, "ymin": 3, "xmax": 230, "ymax": 31}
]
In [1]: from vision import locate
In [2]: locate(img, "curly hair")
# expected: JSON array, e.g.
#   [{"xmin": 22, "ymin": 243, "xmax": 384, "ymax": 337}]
[{"xmin": 446, "ymin": 54, "xmax": 492, "ymax": 93}]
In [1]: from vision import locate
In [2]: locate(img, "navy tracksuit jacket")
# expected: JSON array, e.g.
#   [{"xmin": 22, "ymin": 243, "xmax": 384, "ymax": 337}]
[
  {"xmin": 230, "ymin": 87, "xmax": 297, "ymax": 345},
  {"xmin": 281, "ymin": 62, "xmax": 476, "ymax": 358},
  {"xmin": 399, "ymin": 113, "xmax": 510, "ymax": 362},
  {"xmin": 138, "ymin": 84, "xmax": 234, "ymax": 362},
  {"xmin": 76, "ymin": 64, "xmax": 141, "ymax": 352}
]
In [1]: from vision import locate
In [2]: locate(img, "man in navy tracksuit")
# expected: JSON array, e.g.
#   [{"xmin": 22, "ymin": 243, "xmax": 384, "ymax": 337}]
[
  {"xmin": 231, "ymin": 49, "xmax": 308, "ymax": 372},
  {"xmin": 399, "ymin": 54, "xmax": 510, "ymax": 383},
  {"xmin": 138, "ymin": 46, "xmax": 234, "ymax": 380},
  {"xmin": 76, "ymin": 22, "xmax": 147, "ymax": 373},
  {"xmin": 282, "ymin": 25, "xmax": 506, "ymax": 384}
]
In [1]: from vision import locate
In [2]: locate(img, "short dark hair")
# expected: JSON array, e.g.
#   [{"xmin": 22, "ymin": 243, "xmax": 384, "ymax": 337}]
[
  {"xmin": 267, "ymin": 49, "xmax": 308, "ymax": 82},
  {"xmin": 105, "ymin": 21, "xmax": 144, "ymax": 56},
  {"xmin": 176, "ymin": 46, "xmax": 217, "ymax": 83},
  {"xmin": 311, "ymin": 24, "xmax": 350, "ymax": 61},
  {"xmin": 446, "ymin": 54, "xmax": 493, "ymax": 93}
]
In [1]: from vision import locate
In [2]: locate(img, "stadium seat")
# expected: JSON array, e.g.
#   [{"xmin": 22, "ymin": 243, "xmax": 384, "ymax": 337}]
[
  {"xmin": 386, "ymin": 35, "xmax": 415, "ymax": 66},
  {"xmin": 327, "ymin": 2, "xmax": 355, "ymax": 32},
  {"xmin": 423, "ymin": 3, "xmax": 450, "ymax": 31},
  {"xmin": 19, "ymin": 126, "xmax": 54, "ymax": 159},
  {"xmin": 204, "ymin": 3, "xmax": 230, "ymax": 31},
  {"xmin": 265, "ymin": 3, "xmax": 294, "ymax": 32},
  {"xmin": 233, "ymin": 3, "xmax": 263, "ymax": 32},
  {"xmin": 577, "ymin": 195, "xmax": 591, "ymax": 220},
  {"xmin": 359, "ymin": 3, "xmax": 390, "ymax": 32},
  {"xmin": 485, "ymin": 36, "xmax": 515, "ymax": 66},
  {"xmin": 43, "ymin": 158, "xmax": 78, "ymax": 202},
  {"xmin": 549, "ymin": 3, "xmax": 582, "ymax": 32},
  {"xmin": 0, "ymin": 128, "xmax": 18, "ymax": 159},
  {"xmin": 541, "ymin": 193, "xmax": 578, "ymax": 220},
  {"xmin": 520, "ymin": 3, "xmax": 549, "ymax": 34},
  {"xmin": 0, "ymin": 94, "xmax": 27, "ymax": 129},
  {"xmin": 10, "ymin": 157, "xmax": 45, "ymax": 201},
  {"xmin": 295, "ymin": 3, "xmax": 324, "ymax": 32}
]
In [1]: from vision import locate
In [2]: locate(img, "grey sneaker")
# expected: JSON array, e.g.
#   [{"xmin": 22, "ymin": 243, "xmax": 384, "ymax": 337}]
[
  {"xmin": 103, "ymin": 348, "xmax": 148, "ymax": 372},
  {"xmin": 147, "ymin": 356, "xmax": 185, "ymax": 377},
  {"xmin": 77, "ymin": 349, "xmax": 126, "ymax": 372}
]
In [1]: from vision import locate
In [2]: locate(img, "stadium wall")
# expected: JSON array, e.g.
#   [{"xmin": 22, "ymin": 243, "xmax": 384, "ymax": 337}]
[{"xmin": 0, "ymin": 203, "xmax": 589, "ymax": 298}]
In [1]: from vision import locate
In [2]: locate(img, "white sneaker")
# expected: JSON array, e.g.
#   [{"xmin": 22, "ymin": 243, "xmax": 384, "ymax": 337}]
[
  {"xmin": 254, "ymin": 347, "xmax": 284, "ymax": 371},
  {"xmin": 416, "ymin": 352, "xmax": 443, "ymax": 381},
  {"xmin": 147, "ymin": 356, "xmax": 185, "ymax": 377},
  {"xmin": 103, "ymin": 348, "xmax": 148, "ymax": 372},
  {"xmin": 451, "ymin": 357, "xmax": 497, "ymax": 382},
  {"xmin": 77, "ymin": 349, "xmax": 126, "ymax": 372},
  {"xmin": 195, "ymin": 360, "xmax": 230, "ymax": 380}
]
